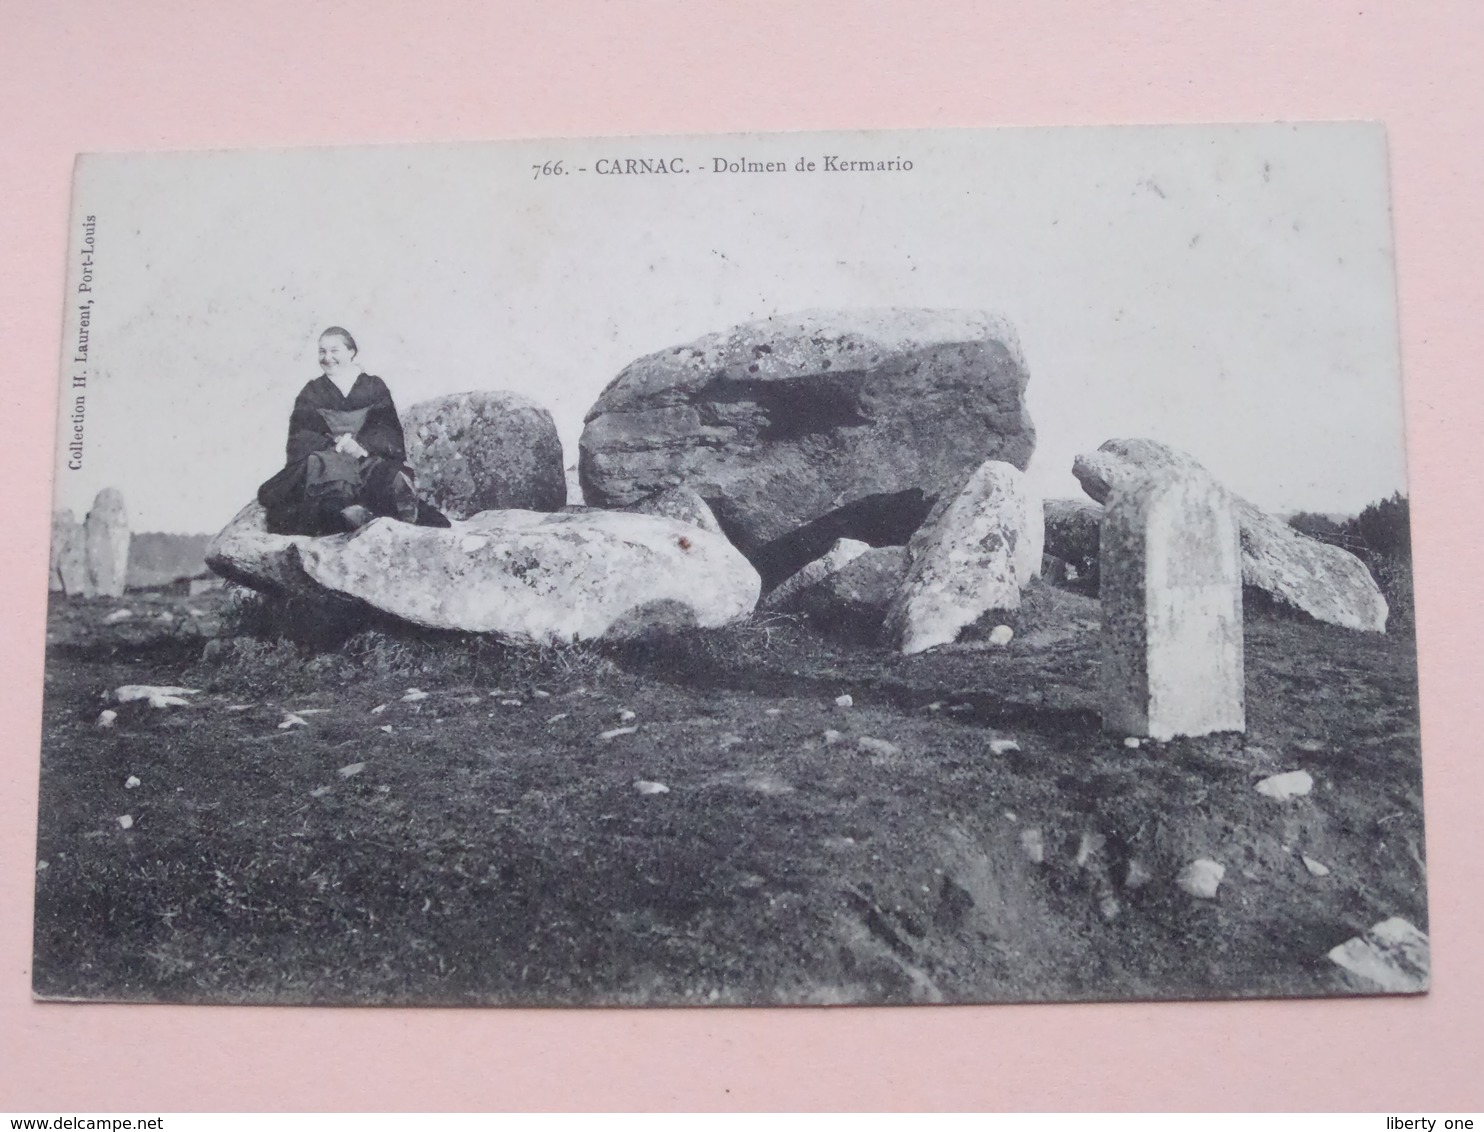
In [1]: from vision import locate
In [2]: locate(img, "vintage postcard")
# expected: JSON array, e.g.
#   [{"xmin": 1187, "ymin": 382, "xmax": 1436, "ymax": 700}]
[{"xmin": 33, "ymin": 124, "xmax": 1425, "ymax": 1006}]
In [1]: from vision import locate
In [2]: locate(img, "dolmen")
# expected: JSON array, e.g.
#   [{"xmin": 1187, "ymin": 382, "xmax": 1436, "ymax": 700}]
[{"xmin": 579, "ymin": 308, "xmax": 1036, "ymax": 588}]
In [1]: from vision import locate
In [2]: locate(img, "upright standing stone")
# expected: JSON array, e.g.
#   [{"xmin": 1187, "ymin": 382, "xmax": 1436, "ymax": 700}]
[
  {"xmin": 50, "ymin": 509, "xmax": 90, "ymax": 595},
  {"xmin": 883, "ymin": 460, "xmax": 1025, "ymax": 655},
  {"xmin": 1076, "ymin": 438, "xmax": 1387, "ymax": 632},
  {"xmin": 84, "ymin": 488, "xmax": 130, "ymax": 599},
  {"xmin": 1100, "ymin": 469, "xmax": 1245, "ymax": 740},
  {"xmin": 1016, "ymin": 477, "xmax": 1044, "ymax": 587}
]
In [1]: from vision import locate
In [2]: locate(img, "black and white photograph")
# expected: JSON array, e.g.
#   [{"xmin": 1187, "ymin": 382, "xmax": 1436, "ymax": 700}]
[{"xmin": 32, "ymin": 123, "xmax": 1426, "ymax": 1006}]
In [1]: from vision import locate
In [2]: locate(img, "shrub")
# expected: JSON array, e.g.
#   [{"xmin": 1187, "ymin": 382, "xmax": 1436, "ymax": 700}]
[{"xmin": 1289, "ymin": 493, "xmax": 1414, "ymax": 634}]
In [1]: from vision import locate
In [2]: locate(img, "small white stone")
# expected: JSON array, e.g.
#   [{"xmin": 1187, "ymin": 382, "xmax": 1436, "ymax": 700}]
[
  {"xmin": 401, "ymin": 688, "xmax": 430, "ymax": 703},
  {"xmin": 764, "ymin": 708, "xmax": 782, "ymax": 717},
  {"xmin": 370, "ymin": 703, "xmax": 387, "ymax": 714},
  {"xmin": 599, "ymin": 725, "xmax": 639, "ymax": 741},
  {"xmin": 926, "ymin": 701, "xmax": 945, "ymax": 712},
  {"xmin": 500, "ymin": 699, "xmax": 523, "ymax": 707},
  {"xmin": 532, "ymin": 690, "xmax": 551, "ymax": 699},
  {"xmin": 1255, "ymin": 770, "xmax": 1315, "ymax": 801},
  {"xmin": 95, "ymin": 709, "xmax": 118, "ymax": 729},
  {"xmin": 822, "ymin": 729, "xmax": 844, "ymax": 745},
  {"xmin": 310, "ymin": 786, "xmax": 331, "ymax": 798},
  {"xmin": 378, "ymin": 724, "xmax": 393, "ymax": 734},
  {"xmin": 1176, "ymin": 858, "xmax": 1225, "ymax": 899},
  {"xmin": 1123, "ymin": 736, "xmax": 1141, "ymax": 749},
  {"xmin": 124, "ymin": 775, "xmax": 140, "ymax": 789},
  {"xmin": 618, "ymin": 709, "xmax": 637, "ymax": 722},
  {"xmin": 278, "ymin": 713, "xmax": 309, "ymax": 729},
  {"xmin": 35, "ymin": 860, "xmax": 48, "ymax": 872},
  {"xmin": 1302, "ymin": 855, "xmax": 1331, "ymax": 877},
  {"xmin": 988, "ymin": 738, "xmax": 1020, "ymax": 755},
  {"xmin": 1075, "ymin": 831, "xmax": 1105, "ymax": 867},
  {"xmin": 546, "ymin": 712, "xmax": 569, "ymax": 724},
  {"xmin": 338, "ymin": 762, "xmax": 365, "ymax": 778},
  {"xmin": 113, "ymin": 685, "xmax": 200, "ymax": 709},
  {"xmin": 1020, "ymin": 827, "xmax": 1045, "ymax": 864},
  {"xmin": 104, "ymin": 609, "xmax": 133, "ymax": 624},
  {"xmin": 1125, "ymin": 859, "xmax": 1154, "ymax": 889},
  {"xmin": 834, "ymin": 694, "xmax": 854, "ymax": 708},
  {"xmin": 117, "ymin": 814, "xmax": 134, "ymax": 830},
  {"xmin": 857, "ymin": 736, "xmax": 900, "ymax": 757},
  {"xmin": 1296, "ymin": 738, "xmax": 1325, "ymax": 752},
  {"xmin": 113, "ymin": 684, "xmax": 196, "ymax": 703},
  {"xmin": 634, "ymin": 780, "xmax": 670, "ymax": 795},
  {"xmin": 988, "ymin": 624, "xmax": 1014, "ymax": 646}
]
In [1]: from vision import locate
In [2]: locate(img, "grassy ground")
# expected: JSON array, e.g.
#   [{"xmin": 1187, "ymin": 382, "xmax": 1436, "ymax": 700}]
[{"xmin": 31, "ymin": 580, "xmax": 1426, "ymax": 1006}]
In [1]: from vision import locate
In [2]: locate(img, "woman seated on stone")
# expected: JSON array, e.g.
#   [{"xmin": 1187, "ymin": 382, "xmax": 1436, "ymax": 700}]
[{"xmin": 257, "ymin": 327, "xmax": 447, "ymax": 535}]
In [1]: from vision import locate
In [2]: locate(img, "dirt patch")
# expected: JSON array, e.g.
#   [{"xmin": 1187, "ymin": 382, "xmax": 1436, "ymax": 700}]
[{"xmin": 31, "ymin": 580, "xmax": 1425, "ymax": 1005}]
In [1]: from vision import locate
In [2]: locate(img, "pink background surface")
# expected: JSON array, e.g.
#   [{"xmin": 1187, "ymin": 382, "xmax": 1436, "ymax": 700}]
[{"xmin": 2, "ymin": 0, "xmax": 1480, "ymax": 1112}]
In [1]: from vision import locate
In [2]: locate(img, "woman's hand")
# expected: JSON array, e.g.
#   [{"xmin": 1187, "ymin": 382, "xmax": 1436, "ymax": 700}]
[{"xmin": 334, "ymin": 433, "xmax": 370, "ymax": 459}]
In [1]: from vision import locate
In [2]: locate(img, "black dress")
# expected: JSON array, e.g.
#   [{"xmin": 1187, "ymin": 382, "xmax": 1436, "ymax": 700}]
[{"xmin": 256, "ymin": 373, "xmax": 447, "ymax": 535}]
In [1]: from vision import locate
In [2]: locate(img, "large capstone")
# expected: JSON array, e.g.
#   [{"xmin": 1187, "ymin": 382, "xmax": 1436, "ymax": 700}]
[
  {"xmin": 883, "ymin": 460, "xmax": 1025, "ymax": 655},
  {"xmin": 1074, "ymin": 438, "xmax": 1389, "ymax": 632},
  {"xmin": 84, "ymin": 488, "xmax": 130, "ymax": 598},
  {"xmin": 402, "ymin": 391, "xmax": 566, "ymax": 520},
  {"xmin": 579, "ymin": 309, "xmax": 1035, "ymax": 587},
  {"xmin": 207, "ymin": 504, "xmax": 760, "ymax": 643},
  {"xmin": 1099, "ymin": 467, "xmax": 1246, "ymax": 740}
]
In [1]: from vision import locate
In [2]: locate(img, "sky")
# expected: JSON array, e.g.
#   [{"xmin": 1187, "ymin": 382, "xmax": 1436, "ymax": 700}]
[{"xmin": 51, "ymin": 123, "xmax": 1407, "ymax": 534}]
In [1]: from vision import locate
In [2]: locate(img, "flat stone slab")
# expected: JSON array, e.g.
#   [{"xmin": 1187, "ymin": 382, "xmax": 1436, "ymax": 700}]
[
  {"xmin": 1327, "ymin": 916, "xmax": 1430, "ymax": 993},
  {"xmin": 208, "ymin": 502, "xmax": 760, "ymax": 643},
  {"xmin": 884, "ymin": 460, "xmax": 1025, "ymax": 655}
]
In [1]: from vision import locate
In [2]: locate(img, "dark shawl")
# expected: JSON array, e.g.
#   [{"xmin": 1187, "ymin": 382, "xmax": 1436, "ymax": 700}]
[
  {"xmin": 283, "ymin": 373, "xmax": 406, "ymax": 465},
  {"xmin": 257, "ymin": 373, "xmax": 409, "ymax": 528}
]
